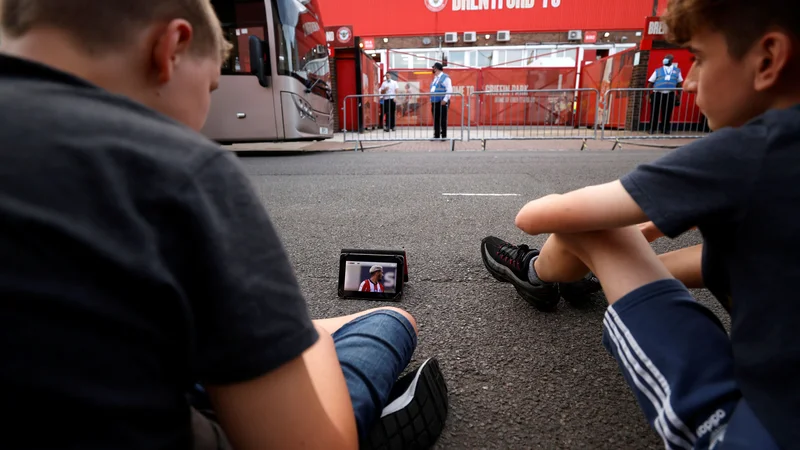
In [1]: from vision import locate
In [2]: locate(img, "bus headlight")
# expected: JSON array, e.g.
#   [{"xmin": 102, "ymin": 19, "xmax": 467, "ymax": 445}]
[{"xmin": 292, "ymin": 95, "xmax": 316, "ymax": 122}]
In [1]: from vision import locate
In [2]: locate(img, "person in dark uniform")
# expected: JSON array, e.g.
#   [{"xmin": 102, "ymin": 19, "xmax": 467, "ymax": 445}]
[{"xmin": 430, "ymin": 62, "xmax": 453, "ymax": 140}]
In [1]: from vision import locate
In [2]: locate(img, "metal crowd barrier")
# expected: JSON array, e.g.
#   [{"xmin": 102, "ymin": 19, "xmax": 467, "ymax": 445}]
[
  {"xmin": 601, "ymin": 88, "xmax": 710, "ymax": 149},
  {"xmin": 343, "ymin": 92, "xmax": 465, "ymax": 152},
  {"xmin": 468, "ymin": 88, "xmax": 600, "ymax": 150},
  {"xmin": 342, "ymin": 88, "xmax": 709, "ymax": 152}
]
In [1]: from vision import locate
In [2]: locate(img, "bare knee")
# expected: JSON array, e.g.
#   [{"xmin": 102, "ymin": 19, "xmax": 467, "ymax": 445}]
[
  {"xmin": 376, "ymin": 307, "xmax": 418, "ymax": 334},
  {"xmin": 554, "ymin": 227, "xmax": 672, "ymax": 303}
]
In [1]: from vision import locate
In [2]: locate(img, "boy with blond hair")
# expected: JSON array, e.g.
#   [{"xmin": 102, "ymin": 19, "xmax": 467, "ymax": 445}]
[{"xmin": 482, "ymin": 0, "xmax": 799, "ymax": 447}]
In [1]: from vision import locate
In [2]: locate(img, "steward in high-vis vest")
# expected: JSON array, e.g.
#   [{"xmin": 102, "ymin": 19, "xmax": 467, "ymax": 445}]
[
  {"xmin": 430, "ymin": 62, "xmax": 453, "ymax": 140},
  {"xmin": 647, "ymin": 53, "xmax": 684, "ymax": 134}
]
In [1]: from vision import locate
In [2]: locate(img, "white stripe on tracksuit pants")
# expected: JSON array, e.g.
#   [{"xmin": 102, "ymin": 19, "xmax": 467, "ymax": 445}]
[{"xmin": 600, "ymin": 279, "xmax": 778, "ymax": 450}]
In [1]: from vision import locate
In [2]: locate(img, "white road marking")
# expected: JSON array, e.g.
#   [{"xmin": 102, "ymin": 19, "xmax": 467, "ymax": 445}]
[{"xmin": 442, "ymin": 193, "xmax": 520, "ymax": 197}]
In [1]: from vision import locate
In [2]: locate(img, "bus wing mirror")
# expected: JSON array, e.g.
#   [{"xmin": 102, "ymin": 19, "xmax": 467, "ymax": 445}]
[{"xmin": 248, "ymin": 36, "xmax": 269, "ymax": 88}]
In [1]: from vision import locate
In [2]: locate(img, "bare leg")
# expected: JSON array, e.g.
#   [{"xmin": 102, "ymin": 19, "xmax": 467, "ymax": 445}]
[
  {"xmin": 534, "ymin": 231, "xmax": 703, "ymax": 292},
  {"xmin": 555, "ymin": 228, "xmax": 753, "ymax": 450},
  {"xmin": 542, "ymin": 226, "xmax": 674, "ymax": 304},
  {"xmin": 533, "ymin": 233, "xmax": 593, "ymax": 284},
  {"xmin": 314, "ymin": 307, "xmax": 418, "ymax": 335},
  {"xmin": 657, "ymin": 244, "xmax": 704, "ymax": 289}
]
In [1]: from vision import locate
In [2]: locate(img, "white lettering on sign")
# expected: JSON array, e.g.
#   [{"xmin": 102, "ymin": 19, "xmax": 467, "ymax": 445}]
[
  {"xmin": 452, "ymin": 85, "xmax": 476, "ymax": 96},
  {"xmin": 453, "ymin": 0, "xmax": 553, "ymax": 11},
  {"xmin": 484, "ymin": 84, "xmax": 529, "ymax": 94},
  {"xmin": 648, "ymin": 21, "xmax": 667, "ymax": 36},
  {"xmin": 326, "ymin": 31, "xmax": 335, "ymax": 42}
]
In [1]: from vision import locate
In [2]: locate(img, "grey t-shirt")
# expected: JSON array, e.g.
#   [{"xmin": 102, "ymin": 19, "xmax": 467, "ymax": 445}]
[
  {"xmin": 621, "ymin": 105, "xmax": 800, "ymax": 449},
  {"xmin": 0, "ymin": 55, "xmax": 318, "ymax": 449}
]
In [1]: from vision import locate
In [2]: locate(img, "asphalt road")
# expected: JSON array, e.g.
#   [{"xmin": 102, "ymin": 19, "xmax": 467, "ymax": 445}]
[{"xmin": 237, "ymin": 150, "xmax": 728, "ymax": 450}]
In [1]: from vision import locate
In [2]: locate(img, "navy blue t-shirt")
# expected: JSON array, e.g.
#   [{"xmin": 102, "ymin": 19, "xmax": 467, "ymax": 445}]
[
  {"xmin": 0, "ymin": 55, "xmax": 318, "ymax": 449},
  {"xmin": 621, "ymin": 105, "xmax": 800, "ymax": 449}
]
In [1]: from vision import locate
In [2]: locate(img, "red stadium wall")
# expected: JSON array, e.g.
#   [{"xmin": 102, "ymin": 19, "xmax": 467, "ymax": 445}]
[{"xmin": 319, "ymin": 0, "xmax": 658, "ymax": 37}]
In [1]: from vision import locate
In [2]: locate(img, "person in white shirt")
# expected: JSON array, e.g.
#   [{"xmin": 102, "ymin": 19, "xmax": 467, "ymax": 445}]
[
  {"xmin": 359, "ymin": 266, "xmax": 385, "ymax": 293},
  {"xmin": 430, "ymin": 62, "xmax": 453, "ymax": 139},
  {"xmin": 379, "ymin": 73, "xmax": 399, "ymax": 132}
]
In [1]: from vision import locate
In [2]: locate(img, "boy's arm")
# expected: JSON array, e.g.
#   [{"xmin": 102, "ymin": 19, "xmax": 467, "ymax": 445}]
[
  {"xmin": 638, "ymin": 221, "xmax": 698, "ymax": 242},
  {"xmin": 175, "ymin": 152, "xmax": 358, "ymax": 449},
  {"xmin": 518, "ymin": 126, "xmax": 765, "ymax": 239},
  {"xmin": 515, "ymin": 180, "xmax": 648, "ymax": 235},
  {"xmin": 207, "ymin": 325, "xmax": 358, "ymax": 450}
]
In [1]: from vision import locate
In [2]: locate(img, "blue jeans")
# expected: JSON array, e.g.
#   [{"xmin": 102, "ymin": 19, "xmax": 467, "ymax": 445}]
[
  {"xmin": 192, "ymin": 309, "xmax": 417, "ymax": 439},
  {"xmin": 333, "ymin": 309, "xmax": 417, "ymax": 437},
  {"xmin": 603, "ymin": 279, "xmax": 779, "ymax": 450}
]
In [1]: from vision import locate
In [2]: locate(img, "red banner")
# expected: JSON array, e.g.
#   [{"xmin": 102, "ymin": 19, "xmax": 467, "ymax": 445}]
[
  {"xmin": 479, "ymin": 67, "xmax": 577, "ymax": 125},
  {"xmin": 579, "ymin": 48, "xmax": 635, "ymax": 128},
  {"xmin": 361, "ymin": 53, "xmax": 381, "ymax": 129},
  {"xmin": 392, "ymin": 69, "xmax": 481, "ymax": 127},
  {"xmin": 387, "ymin": 67, "xmax": 579, "ymax": 126},
  {"xmin": 320, "ymin": 0, "xmax": 656, "ymax": 37}
]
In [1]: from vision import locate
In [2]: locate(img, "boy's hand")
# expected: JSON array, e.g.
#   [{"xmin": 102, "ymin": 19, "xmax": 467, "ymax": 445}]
[
  {"xmin": 638, "ymin": 221, "xmax": 665, "ymax": 243},
  {"xmin": 638, "ymin": 221, "xmax": 698, "ymax": 242}
]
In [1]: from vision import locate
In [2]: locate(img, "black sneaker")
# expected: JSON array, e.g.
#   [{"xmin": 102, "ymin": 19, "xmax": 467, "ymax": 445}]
[
  {"xmin": 362, "ymin": 358, "xmax": 449, "ymax": 450},
  {"xmin": 559, "ymin": 272, "xmax": 603, "ymax": 307},
  {"xmin": 481, "ymin": 236, "xmax": 560, "ymax": 311}
]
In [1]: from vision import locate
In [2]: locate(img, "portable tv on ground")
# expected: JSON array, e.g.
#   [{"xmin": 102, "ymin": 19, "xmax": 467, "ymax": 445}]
[{"xmin": 338, "ymin": 249, "xmax": 408, "ymax": 301}]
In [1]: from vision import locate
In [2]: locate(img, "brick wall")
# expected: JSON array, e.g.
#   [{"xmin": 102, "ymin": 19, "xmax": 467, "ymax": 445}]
[
  {"xmin": 625, "ymin": 50, "xmax": 650, "ymax": 131},
  {"xmin": 373, "ymin": 30, "xmax": 641, "ymax": 52}
]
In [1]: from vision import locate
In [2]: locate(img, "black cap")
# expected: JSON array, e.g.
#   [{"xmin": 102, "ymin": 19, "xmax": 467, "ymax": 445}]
[{"xmin": 432, "ymin": 62, "xmax": 444, "ymax": 71}]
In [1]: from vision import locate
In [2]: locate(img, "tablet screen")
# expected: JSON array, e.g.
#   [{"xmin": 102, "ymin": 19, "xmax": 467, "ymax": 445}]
[{"xmin": 342, "ymin": 260, "xmax": 399, "ymax": 294}]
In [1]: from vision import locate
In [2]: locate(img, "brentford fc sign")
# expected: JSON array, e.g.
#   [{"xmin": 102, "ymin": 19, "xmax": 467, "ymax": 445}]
[
  {"xmin": 325, "ymin": 25, "xmax": 354, "ymax": 48},
  {"xmin": 424, "ymin": 0, "xmax": 448, "ymax": 12},
  {"xmin": 449, "ymin": 0, "xmax": 561, "ymax": 11},
  {"xmin": 645, "ymin": 17, "xmax": 668, "ymax": 38},
  {"xmin": 337, "ymin": 27, "xmax": 352, "ymax": 43}
]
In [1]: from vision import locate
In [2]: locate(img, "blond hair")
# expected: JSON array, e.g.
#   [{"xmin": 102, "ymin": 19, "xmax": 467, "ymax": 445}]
[{"xmin": 1, "ymin": 0, "xmax": 232, "ymax": 59}]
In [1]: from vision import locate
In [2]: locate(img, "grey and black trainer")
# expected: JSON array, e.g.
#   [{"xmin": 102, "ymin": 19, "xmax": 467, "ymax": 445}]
[
  {"xmin": 480, "ymin": 236, "xmax": 560, "ymax": 311},
  {"xmin": 481, "ymin": 236, "xmax": 604, "ymax": 310},
  {"xmin": 362, "ymin": 357, "xmax": 448, "ymax": 450}
]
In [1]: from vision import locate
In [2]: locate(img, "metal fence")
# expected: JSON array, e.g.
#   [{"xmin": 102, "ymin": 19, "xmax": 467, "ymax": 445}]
[
  {"xmin": 600, "ymin": 88, "xmax": 710, "ymax": 149},
  {"xmin": 341, "ymin": 88, "xmax": 710, "ymax": 151},
  {"xmin": 343, "ymin": 92, "xmax": 465, "ymax": 151},
  {"xmin": 468, "ymin": 88, "xmax": 600, "ymax": 150}
]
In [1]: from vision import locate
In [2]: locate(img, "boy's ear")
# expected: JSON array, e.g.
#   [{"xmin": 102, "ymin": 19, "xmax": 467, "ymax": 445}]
[
  {"xmin": 752, "ymin": 31, "xmax": 793, "ymax": 92},
  {"xmin": 151, "ymin": 19, "xmax": 194, "ymax": 85}
]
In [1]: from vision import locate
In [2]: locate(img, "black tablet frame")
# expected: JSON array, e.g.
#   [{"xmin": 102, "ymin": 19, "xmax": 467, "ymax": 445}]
[{"xmin": 338, "ymin": 250, "xmax": 406, "ymax": 301}]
